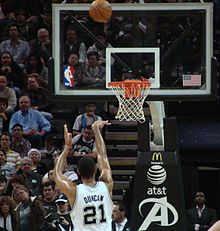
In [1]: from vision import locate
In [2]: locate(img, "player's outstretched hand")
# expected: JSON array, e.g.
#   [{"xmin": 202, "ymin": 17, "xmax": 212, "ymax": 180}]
[
  {"xmin": 92, "ymin": 120, "xmax": 111, "ymax": 131},
  {"xmin": 64, "ymin": 124, "xmax": 72, "ymax": 149}
]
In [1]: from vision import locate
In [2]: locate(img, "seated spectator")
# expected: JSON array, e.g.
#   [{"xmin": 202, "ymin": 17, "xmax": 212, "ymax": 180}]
[
  {"xmin": 25, "ymin": 74, "xmax": 53, "ymax": 120},
  {"xmin": 0, "ymin": 51, "xmax": 26, "ymax": 96},
  {"xmin": 0, "ymin": 23, "xmax": 30, "ymax": 67},
  {"xmin": 17, "ymin": 157, "xmax": 42, "ymax": 196},
  {"xmin": 0, "ymin": 150, "xmax": 16, "ymax": 178},
  {"xmin": 10, "ymin": 123, "xmax": 31, "ymax": 158},
  {"xmin": 40, "ymin": 136, "xmax": 60, "ymax": 170},
  {"xmin": 8, "ymin": 0, "xmax": 41, "ymax": 24},
  {"xmin": 187, "ymin": 191, "xmax": 217, "ymax": 231},
  {"xmin": 72, "ymin": 102, "xmax": 102, "ymax": 137},
  {"xmin": 63, "ymin": 26, "xmax": 87, "ymax": 64},
  {"xmin": 40, "ymin": 193, "xmax": 73, "ymax": 231},
  {"xmin": 29, "ymin": 3, "xmax": 52, "ymax": 40},
  {"xmin": 64, "ymin": 52, "xmax": 83, "ymax": 88},
  {"xmin": 23, "ymin": 54, "xmax": 48, "ymax": 88},
  {"xmin": 70, "ymin": 125, "xmax": 97, "ymax": 167},
  {"xmin": 14, "ymin": 9, "xmax": 31, "ymax": 41},
  {"xmin": 87, "ymin": 31, "xmax": 113, "ymax": 66},
  {"xmin": 112, "ymin": 201, "xmax": 131, "ymax": 231},
  {"xmin": 27, "ymin": 148, "xmax": 48, "ymax": 176},
  {"xmin": 0, "ymin": 175, "xmax": 8, "ymax": 195},
  {"xmin": 82, "ymin": 51, "xmax": 106, "ymax": 89},
  {"xmin": 0, "ymin": 74, "xmax": 17, "ymax": 114},
  {"xmin": 29, "ymin": 28, "xmax": 52, "ymax": 66},
  {"xmin": 41, "ymin": 180, "xmax": 58, "ymax": 215},
  {"xmin": 5, "ymin": 174, "xmax": 26, "ymax": 198},
  {"xmin": 0, "ymin": 195, "xmax": 19, "ymax": 231},
  {"xmin": 0, "ymin": 132, "xmax": 21, "ymax": 169},
  {"xmin": 12, "ymin": 184, "xmax": 46, "ymax": 231},
  {"xmin": 9, "ymin": 95, "xmax": 51, "ymax": 148},
  {"xmin": 0, "ymin": 97, "xmax": 12, "ymax": 133}
]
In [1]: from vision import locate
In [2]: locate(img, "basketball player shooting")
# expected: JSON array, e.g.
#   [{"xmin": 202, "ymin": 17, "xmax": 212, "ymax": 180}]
[{"xmin": 54, "ymin": 120, "xmax": 114, "ymax": 230}]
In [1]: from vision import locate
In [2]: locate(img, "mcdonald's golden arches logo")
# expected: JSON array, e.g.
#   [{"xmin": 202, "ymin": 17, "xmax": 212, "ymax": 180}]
[{"xmin": 152, "ymin": 152, "xmax": 163, "ymax": 162}]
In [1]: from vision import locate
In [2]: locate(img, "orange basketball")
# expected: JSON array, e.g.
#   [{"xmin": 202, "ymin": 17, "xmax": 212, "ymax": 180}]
[{"xmin": 89, "ymin": 0, "xmax": 112, "ymax": 23}]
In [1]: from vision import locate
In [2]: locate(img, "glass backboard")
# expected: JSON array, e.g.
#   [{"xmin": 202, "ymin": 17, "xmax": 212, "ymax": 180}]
[{"xmin": 51, "ymin": 3, "xmax": 216, "ymax": 101}]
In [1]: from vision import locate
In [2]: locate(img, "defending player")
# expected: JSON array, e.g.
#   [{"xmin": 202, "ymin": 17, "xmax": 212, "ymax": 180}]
[{"xmin": 54, "ymin": 120, "xmax": 114, "ymax": 230}]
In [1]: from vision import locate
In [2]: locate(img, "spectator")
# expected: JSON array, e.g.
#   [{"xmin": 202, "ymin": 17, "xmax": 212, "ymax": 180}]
[
  {"xmin": 9, "ymin": 0, "xmax": 41, "ymax": 23},
  {"xmin": 5, "ymin": 174, "xmax": 26, "ymax": 198},
  {"xmin": 12, "ymin": 184, "xmax": 46, "ymax": 231},
  {"xmin": 63, "ymin": 26, "xmax": 87, "ymax": 64},
  {"xmin": 17, "ymin": 157, "xmax": 42, "ymax": 196},
  {"xmin": 72, "ymin": 102, "xmax": 102, "ymax": 137},
  {"xmin": 0, "ymin": 75, "xmax": 17, "ymax": 113},
  {"xmin": 29, "ymin": 28, "xmax": 52, "ymax": 66},
  {"xmin": 23, "ymin": 54, "xmax": 48, "ymax": 88},
  {"xmin": 10, "ymin": 123, "xmax": 31, "ymax": 158},
  {"xmin": 0, "ymin": 52, "xmax": 26, "ymax": 96},
  {"xmin": 87, "ymin": 31, "xmax": 113, "ymax": 66},
  {"xmin": 27, "ymin": 148, "xmax": 48, "ymax": 176},
  {"xmin": 40, "ymin": 136, "xmax": 60, "ymax": 171},
  {"xmin": 0, "ymin": 132, "xmax": 21, "ymax": 169},
  {"xmin": 0, "ymin": 97, "xmax": 12, "ymax": 133},
  {"xmin": 71, "ymin": 125, "xmax": 97, "ymax": 163},
  {"xmin": 40, "ymin": 193, "xmax": 73, "ymax": 231},
  {"xmin": 0, "ymin": 175, "xmax": 8, "ymax": 195},
  {"xmin": 14, "ymin": 9, "xmax": 31, "ymax": 41},
  {"xmin": 40, "ymin": 136, "xmax": 60, "ymax": 160},
  {"xmin": 29, "ymin": 3, "xmax": 52, "ymax": 39},
  {"xmin": 187, "ymin": 191, "xmax": 217, "ymax": 231},
  {"xmin": 0, "ymin": 23, "xmax": 30, "ymax": 67},
  {"xmin": 9, "ymin": 95, "xmax": 51, "ymax": 148},
  {"xmin": 0, "ymin": 150, "xmax": 16, "ymax": 179},
  {"xmin": 82, "ymin": 51, "xmax": 106, "ymax": 89},
  {"xmin": 25, "ymin": 74, "xmax": 52, "ymax": 120},
  {"xmin": 112, "ymin": 201, "xmax": 131, "ymax": 231},
  {"xmin": 0, "ymin": 195, "xmax": 19, "ymax": 231},
  {"xmin": 41, "ymin": 180, "xmax": 58, "ymax": 215}
]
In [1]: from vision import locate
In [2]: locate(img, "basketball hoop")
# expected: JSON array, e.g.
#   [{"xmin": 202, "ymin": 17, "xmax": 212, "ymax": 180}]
[{"xmin": 108, "ymin": 79, "xmax": 151, "ymax": 123}]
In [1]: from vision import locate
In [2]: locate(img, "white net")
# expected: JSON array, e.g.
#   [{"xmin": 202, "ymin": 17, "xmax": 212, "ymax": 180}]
[{"xmin": 108, "ymin": 81, "xmax": 151, "ymax": 123}]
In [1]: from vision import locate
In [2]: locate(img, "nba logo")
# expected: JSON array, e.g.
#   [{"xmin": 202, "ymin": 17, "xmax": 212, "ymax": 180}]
[{"xmin": 64, "ymin": 65, "xmax": 75, "ymax": 87}]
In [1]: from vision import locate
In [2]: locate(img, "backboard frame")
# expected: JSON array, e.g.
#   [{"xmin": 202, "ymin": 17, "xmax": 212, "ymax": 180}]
[{"xmin": 50, "ymin": 2, "xmax": 216, "ymax": 102}]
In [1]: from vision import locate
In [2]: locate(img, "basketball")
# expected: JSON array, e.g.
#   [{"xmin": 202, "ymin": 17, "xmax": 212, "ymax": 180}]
[{"xmin": 89, "ymin": 0, "xmax": 112, "ymax": 23}]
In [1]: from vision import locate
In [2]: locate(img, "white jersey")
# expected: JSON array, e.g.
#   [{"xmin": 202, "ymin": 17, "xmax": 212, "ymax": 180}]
[{"xmin": 71, "ymin": 181, "xmax": 114, "ymax": 231}]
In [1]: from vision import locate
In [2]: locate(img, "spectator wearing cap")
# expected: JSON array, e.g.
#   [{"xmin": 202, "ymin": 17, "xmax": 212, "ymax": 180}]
[
  {"xmin": 40, "ymin": 193, "xmax": 73, "ymax": 231},
  {"xmin": 17, "ymin": 157, "xmax": 43, "ymax": 196},
  {"xmin": 81, "ymin": 51, "xmax": 106, "ymax": 89},
  {"xmin": 72, "ymin": 102, "xmax": 102, "ymax": 137},
  {"xmin": 13, "ymin": 184, "xmax": 46, "ymax": 231},
  {"xmin": 10, "ymin": 123, "xmax": 31, "ymax": 158},
  {"xmin": 27, "ymin": 148, "xmax": 48, "ymax": 176}
]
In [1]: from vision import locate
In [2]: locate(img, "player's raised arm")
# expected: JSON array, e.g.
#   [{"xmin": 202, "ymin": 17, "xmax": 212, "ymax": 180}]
[
  {"xmin": 53, "ymin": 124, "xmax": 76, "ymax": 207},
  {"xmin": 92, "ymin": 120, "xmax": 113, "ymax": 195}
]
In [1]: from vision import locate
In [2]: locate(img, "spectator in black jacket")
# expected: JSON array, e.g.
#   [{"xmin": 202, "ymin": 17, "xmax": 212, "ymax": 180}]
[{"xmin": 187, "ymin": 191, "xmax": 217, "ymax": 231}]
